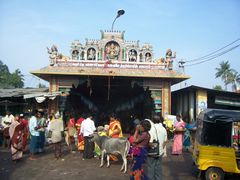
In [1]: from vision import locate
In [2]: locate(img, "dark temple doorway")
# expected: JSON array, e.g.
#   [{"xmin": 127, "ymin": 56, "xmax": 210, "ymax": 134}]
[{"xmin": 64, "ymin": 76, "xmax": 154, "ymax": 133}]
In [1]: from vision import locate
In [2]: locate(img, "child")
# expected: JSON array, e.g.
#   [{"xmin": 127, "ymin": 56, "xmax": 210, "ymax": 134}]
[{"xmin": 127, "ymin": 129, "xmax": 135, "ymax": 161}]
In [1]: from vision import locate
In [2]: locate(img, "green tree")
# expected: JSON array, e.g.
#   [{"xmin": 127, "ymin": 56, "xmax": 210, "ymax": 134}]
[
  {"xmin": 9, "ymin": 69, "xmax": 24, "ymax": 88},
  {"xmin": 228, "ymin": 69, "xmax": 240, "ymax": 91},
  {"xmin": 0, "ymin": 60, "xmax": 9, "ymax": 73},
  {"xmin": 215, "ymin": 61, "xmax": 240, "ymax": 92},
  {"xmin": 0, "ymin": 60, "xmax": 24, "ymax": 88},
  {"xmin": 213, "ymin": 85, "xmax": 223, "ymax": 91},
  {"xmin": 0, "ymin": 60, "xmax": 10, "ymax": 88},
  {"xmin": 215, "ymin": 61, "xmax": 231, "ymax": 90}
]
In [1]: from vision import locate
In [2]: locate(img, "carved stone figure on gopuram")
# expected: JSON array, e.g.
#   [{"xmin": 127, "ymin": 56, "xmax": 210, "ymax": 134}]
[
  {"xmin": 46, "ymin": 30, "xmax": 177, "ymax": 71},
  {"xmin": 105, "ymin": 41, "xmax": 120, "ymax": 60},
  {"xmin": 128, "ymin": 49, "xmax": 137, "ymax": 62},
  {"xmin": 47, "ymin": 45, "xmax": 58, "ymax": 66},
  {"xmin": 165, "ymin": 49, "xmax": 176, "ymax": 70},
  {"xmin": 87, "ymin": 48, "xmax": 96, "ymax": 60},
  {"xmin": 47, "ymin": 44, "xmax": 70, "ymax": 66},
  {"xmin": 70, "ymin": 40, "xmax": 82, "ymax": 60}
]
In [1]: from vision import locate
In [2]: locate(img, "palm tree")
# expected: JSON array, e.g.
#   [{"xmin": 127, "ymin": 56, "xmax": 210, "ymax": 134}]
[
  {"xmin": 215, "ymin": 61, "xmax": 231, "ymax": 90},
  {"xmin": 228, "ymin": 69, "xmax": 240, "ymax": 91}
]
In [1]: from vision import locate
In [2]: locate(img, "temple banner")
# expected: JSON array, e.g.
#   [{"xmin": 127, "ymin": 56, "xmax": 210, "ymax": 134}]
[
  {"xmin": 196, "ymin": 90, "xmax": 207, "ymax": 115},
  {"xmin": 56, "ymin": 61, "xmax": 165, "ymax": 70}
]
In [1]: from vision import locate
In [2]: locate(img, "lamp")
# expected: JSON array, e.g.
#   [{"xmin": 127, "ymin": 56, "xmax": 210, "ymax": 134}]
[{"xmin": 111, "ymin": 9, "xmax": 125, "ymax": 31}]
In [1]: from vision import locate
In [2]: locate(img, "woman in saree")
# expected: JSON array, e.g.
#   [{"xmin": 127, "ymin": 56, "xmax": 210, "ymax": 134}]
[
  {"xmin": 9, "ymin": 115, "xmax": 24, "ymax": 161},
  {"xmin": 75, "ymin": 116, "xmax": 84, "ymax": 151},
  {"xmin": 130, "ymin": 120, "xmax": 151, "ymax": 180},
  {"xmin": 19, "ymin": 114, "xmax": 28, "ymax": 151},
  {"xmin": 65, "ymin": 114, "xmax": 77, "ymax": 152},
  {"xmin": 108, "ymin": 114, "xmax": 123, "ymax": 161},
  {"xmin": 183, "ymin": 123, "xmax": 191, "ymax": 151},
  {"xmin": 172, "ymin": 114, "xmax": 186, "ymax": 155}
]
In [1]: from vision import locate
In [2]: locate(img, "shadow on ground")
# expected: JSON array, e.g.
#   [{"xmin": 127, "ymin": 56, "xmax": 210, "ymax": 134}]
[{"xmin": 1, "ymin": 143, "xmax": 240, "ymax": 180}]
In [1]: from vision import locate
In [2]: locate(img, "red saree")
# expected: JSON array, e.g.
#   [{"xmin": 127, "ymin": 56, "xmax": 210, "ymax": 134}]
[{"xmin": 9, "ymin": 121, "xmax": 23, "ymax": 161}]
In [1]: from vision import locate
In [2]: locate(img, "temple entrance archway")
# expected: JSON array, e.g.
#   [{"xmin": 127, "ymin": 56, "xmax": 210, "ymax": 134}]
[{"xmin": 64, "ymin": 76, "xmax": 154, "ymax": 132}]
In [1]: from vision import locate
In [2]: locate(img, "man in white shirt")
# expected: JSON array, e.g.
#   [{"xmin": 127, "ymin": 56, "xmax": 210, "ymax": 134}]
[
  {"xmin": 1, "ymin": 111, "xmax": 14, "ymax": 147},
  {"xmin": 29, "ymin": 111, "xmax": 40, "ymax": 160},
  {"xmin": 1, "ymin": 111, "xmax": 14, "ymax": 128},
  {"xmin": 80, "ymin": 114, "xmax": 96, "ymax": 159},
  {"xmin": 146, "ymin": 114, "xmax": 168, "ymax": 180}
]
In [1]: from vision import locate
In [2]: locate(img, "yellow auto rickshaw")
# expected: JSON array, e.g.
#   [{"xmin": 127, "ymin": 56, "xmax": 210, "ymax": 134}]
[{"xmin": 193, "ymin": 109, "xmax": 240, "ymax": 180}]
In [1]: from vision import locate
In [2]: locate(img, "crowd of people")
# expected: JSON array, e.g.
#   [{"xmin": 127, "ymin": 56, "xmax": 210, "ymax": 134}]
[{"xmin": 0, "ymin": 109, "xmax": 193, "ymax": 179}]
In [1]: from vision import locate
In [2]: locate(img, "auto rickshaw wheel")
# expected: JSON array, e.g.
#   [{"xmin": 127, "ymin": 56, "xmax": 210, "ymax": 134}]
[{"xmin": 205, "ymin": 167, "xmax": 224, "ymax": 180}]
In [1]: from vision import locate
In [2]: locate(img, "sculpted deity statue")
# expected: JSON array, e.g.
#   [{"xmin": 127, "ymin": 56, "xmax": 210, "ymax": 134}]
[
  {"xmin": 105, "ymin": 42, "xmax": 120, "ymax": 60},
  {"xmin": 145, "ymin": 52, "xmax": 152, "ymax": 62},
  {"xmin": 87, "ymin": 48, "xmax": 96, "ymax": 60},
  {"xmin": 47, "ymin": 45, "xmax": 59, "ymax": 66},
  {"xmin": 165, "ymin": 49, "xmax": 176, "ymax": 70},
  {"xmin": 72, "ymin": 50, "xmax": 79, "ymax": 60},
  {"xmin": 47, "ymin": 45, "xmax": 70, "ymax": 65},
  {"xmin": 128, "ymin": 50, "xmax": 137, "ymax": 62},
  {"xmin": 70, "ymin": 40, "xmax": 82, "ymax": 60}
]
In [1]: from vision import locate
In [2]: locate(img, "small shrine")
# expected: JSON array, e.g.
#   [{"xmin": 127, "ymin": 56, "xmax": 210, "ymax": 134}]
[{"xmin": 31, "ymin": 30, "xmax": 189, "ymax": 129}]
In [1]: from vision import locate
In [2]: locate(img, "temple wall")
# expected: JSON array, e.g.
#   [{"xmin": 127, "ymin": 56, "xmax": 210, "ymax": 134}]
[
  {"xmin": 57, "ymin": 76, "xmax": 80, "ymax": 88},
  {"xmin": 162, "ymin": 81, "xmax": 171, "ymax": 116},
  {"xmin": 143, "ymin": 79, "xmax": 171, "ymax": 116},
  {"xmin": 48, "ymin": 76, "xmax": 59, "ymax": 113}
]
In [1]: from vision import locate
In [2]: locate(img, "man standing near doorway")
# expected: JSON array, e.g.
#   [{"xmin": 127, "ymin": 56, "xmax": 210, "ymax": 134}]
[{"xmin": 80, "ymin": 114, "xmax": 96, "ymax": 159}]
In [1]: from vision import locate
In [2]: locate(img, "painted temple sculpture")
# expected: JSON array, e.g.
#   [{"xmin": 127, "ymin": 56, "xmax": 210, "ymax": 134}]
[
  {"xmin": 32, "ymin": 30, "xmax": 189, "ymax": 117},
  {"xmin": 47, "ymin": 30, "xmax": 176, "ymax": 70}
]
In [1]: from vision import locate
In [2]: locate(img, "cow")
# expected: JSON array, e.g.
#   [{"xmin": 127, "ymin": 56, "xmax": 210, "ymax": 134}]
[{"xmin": 92, "ymin": 133, "xmax": 130, "ymax": 173}]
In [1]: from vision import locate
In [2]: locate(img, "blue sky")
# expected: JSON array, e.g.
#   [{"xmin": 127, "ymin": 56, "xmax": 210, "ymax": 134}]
[{"xmin": 0, "ymin": 0, "xmax": 239, "ymax": 89}]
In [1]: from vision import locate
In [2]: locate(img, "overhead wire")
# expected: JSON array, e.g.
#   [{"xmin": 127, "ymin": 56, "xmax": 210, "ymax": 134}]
[
  {"xmin": 185, "ymin": 38, "xmax": 240, "ymax": 63},
  {"xmin": 184, "ymin": 43, "xmax": 240, "ymax": 67}
]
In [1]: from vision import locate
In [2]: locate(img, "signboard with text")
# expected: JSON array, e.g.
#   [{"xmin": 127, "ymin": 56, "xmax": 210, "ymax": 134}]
[{"xmin": 56, "ymin": 61, "xmax": 165, "ymax": 70}]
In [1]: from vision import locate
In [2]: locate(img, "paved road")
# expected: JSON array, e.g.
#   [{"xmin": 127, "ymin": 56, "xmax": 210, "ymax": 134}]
[{"xmin": 0, "ymin": 144, "xmax": 239, "ymax": 180}]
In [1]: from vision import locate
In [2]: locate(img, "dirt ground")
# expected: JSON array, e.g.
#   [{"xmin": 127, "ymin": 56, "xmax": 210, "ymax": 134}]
[{"xmin": 0, "ymin": 143, "xmax": 239, "ymax": 180}]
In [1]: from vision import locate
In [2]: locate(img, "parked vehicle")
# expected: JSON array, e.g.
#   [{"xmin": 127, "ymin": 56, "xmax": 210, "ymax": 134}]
[{"xmin": 193, "ymin": 109, "xmax": 240, "ymax": 180}]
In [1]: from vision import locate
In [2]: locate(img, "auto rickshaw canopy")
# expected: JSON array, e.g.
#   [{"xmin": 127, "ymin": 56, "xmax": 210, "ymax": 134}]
[
  {"xmin": 198, "ymin": 109, "xmax": 240, "ymax": 123},
  {"xmin": 197, "ymin": 109, "xmax": 240, "ymax": 147}
]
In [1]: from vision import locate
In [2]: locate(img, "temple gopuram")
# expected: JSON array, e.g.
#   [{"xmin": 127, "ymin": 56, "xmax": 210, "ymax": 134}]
[{"xmin": 31, "ymin": 30, "xmax": 189, "ymax": 129}]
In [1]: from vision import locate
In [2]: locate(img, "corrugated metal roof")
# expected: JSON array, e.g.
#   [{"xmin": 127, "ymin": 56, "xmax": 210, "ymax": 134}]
[
  {"xmin": 172, "ymin": 85, "xmax": 240, "ymax": 96},
  {"xmin": 0, "ymin": 88, "xmax": 48, "ymax": 98}
]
